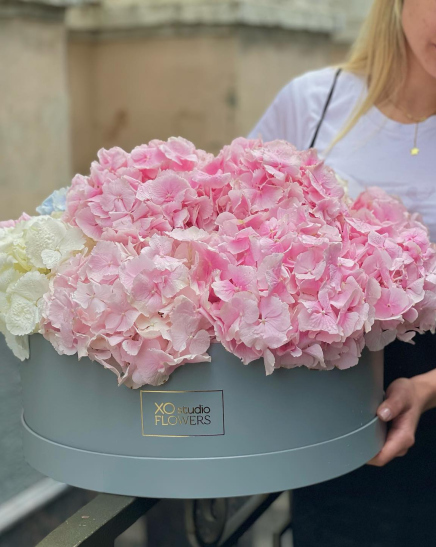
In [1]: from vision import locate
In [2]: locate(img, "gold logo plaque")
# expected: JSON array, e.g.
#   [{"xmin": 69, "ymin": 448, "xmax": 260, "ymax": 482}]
[{"xmin": 140, "ymin": 390, "xmax": 225, "ymax": 437}]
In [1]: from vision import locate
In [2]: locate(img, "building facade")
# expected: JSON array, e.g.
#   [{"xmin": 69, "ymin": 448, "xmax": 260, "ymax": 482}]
[{"xmin": 67, "ymin": 0, "xmax": 373, "ymax": 175}]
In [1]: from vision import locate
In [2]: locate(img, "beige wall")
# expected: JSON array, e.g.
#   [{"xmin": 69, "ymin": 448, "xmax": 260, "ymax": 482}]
[
  {"xmin": 0, "ymin": 0, "xmax": 367, "ymax": 220},
  {"xmin": 0, "ymin": 13, "xmax": 71, "ymax": 221},
  {"xmin": 69, "ymin": 27, "xmax": 350, "ymax": 176},
  {"xmin": 69, "ymin": 28, "xmax": 238, "ymax": 175}
]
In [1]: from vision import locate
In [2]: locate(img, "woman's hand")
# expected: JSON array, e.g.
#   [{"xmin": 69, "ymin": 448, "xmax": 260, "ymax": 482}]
[{"xmin": 367, "ymin": 376, "xmax": 429, "ymax": 467}]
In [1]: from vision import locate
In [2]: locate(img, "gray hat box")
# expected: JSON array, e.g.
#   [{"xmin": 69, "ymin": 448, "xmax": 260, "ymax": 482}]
[{"xmin": 19, "ymin": 334, "xmax": 386, "ymax": 499}]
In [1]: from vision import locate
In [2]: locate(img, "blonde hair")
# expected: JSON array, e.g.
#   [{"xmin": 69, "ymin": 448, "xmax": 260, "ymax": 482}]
[{"xmin": 328, "ymin": 0, "xmax": 407, "ymax": 151}]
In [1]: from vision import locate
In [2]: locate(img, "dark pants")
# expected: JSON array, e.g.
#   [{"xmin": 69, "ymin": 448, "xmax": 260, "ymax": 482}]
[{"xmin": 292, "ymin": 332, "xmax": 436, "ymax": 547}]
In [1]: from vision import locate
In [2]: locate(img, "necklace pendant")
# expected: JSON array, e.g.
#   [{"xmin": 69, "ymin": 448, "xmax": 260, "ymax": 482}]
[{"xmin": 411, "ymin": 147, "xmax": 419, "ymax": 156}]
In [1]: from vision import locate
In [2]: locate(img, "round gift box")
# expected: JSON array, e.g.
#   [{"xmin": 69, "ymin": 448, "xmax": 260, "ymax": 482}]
[{"xmin": 20, "ymin": 334, "xmax": 386, "ymax": 499}]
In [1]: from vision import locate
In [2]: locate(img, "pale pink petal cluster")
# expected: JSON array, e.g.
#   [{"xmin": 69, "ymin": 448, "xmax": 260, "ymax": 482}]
[
  {"xmin": 2, "ymin": 136, "xmax": 436, "ymax": 387},
  {"xmin": 40, "ymin": 231, "xmax": 222, "ymax": 387},
  {"xmin": 349, "ymin": 187, "xmax": 436, "ymax": 349},
  {"xmin": 197, "ymin": 139, "xmax": 436, "ymax": 373},
  {"xmin": 63, "ymin": 138, "xmax": 218, "ymax": 245}
]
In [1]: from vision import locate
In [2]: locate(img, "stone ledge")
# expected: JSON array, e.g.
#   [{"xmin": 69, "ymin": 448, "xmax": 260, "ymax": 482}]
[
  {"xmin": 0, "ymin": 2, "xmax": 65, "ymax": 19},
  {"xmin": 0, "ymin": 0, "xmax": 91, "ymax": 7},
  {"xmin": 0, "ymin": 0, "xmax": 91, "ymax": 19},
  {"xmin": 67, "ymin": 0, "xmax": 344, "ymax": 34}
]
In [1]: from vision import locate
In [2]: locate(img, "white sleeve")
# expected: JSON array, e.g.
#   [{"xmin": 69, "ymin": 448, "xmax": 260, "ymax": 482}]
[
  {"xmin": 245, "ymin": 67, "xmax": 337, "ymax": 150},
  {"xmin": 246, "ymin": 79, "xmax": 306, "ymax": 148}
]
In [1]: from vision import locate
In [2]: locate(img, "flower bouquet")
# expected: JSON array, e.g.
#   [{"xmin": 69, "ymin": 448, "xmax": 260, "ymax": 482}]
[{"xmin": 3, "ymin": 137, "xmax": 436, "ymax": 498}]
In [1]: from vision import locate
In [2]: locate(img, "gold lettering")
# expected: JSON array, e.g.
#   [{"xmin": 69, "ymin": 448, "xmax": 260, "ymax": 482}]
[
  {"xmin": 163, "ymin": 402, "xmax": 175, "ymax": 414},
  {"xmin": 152, "ymin": 399, "xmax": 214, "ymax": 429},
  {"xmin": 154, "ymin": 402, "xmax": 165, "ymax": 414}
]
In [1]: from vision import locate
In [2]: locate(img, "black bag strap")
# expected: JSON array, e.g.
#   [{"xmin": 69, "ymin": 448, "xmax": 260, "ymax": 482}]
[{"xmin": 308, "ymin": 67, "xmax": 342, "ymax": 149}]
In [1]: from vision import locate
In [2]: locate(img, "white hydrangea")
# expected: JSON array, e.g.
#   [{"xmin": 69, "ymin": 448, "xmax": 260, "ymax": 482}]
[
  {"xmin": 0, "ymin": 316, "xmax": 29, "ymax": 361},
  {"xmin": 25, "ymin": 217, "xmax": 86, "ymax": 270},
  {"xmin": 5, "ymin": 271, "xmax": 49, "ymax": 336},
  {"xmin": 0, "ymin": 216, "xmax": 87, "ymax": 360}
]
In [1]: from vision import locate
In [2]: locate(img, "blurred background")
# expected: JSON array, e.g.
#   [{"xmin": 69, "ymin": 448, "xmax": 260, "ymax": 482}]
[{"xmin": 0, "ymin": 0, "xmax": 372, "ymax": 545}]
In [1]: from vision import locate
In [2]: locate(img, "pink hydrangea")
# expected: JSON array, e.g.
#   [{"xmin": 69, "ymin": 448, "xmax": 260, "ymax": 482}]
[
  {"xmin": 349, "ymin": 187, "xmax": 436, "ymax": 348},
  {"xmin": 40, "ymin": 231, "xmax": 224, "ymax": 387},
  {"xmin": 7, "ymin": 135, "xmax": 434, "ymax": 387},
  {"xmin": 63, "ymin": 138, "xmax": 217, "ymax": 246},
  {"xmin": 0, "ymin": 212, "xmax": 32, "ymax": 228},
  {"xmin": 197, "ymin": 140, "xmax": 436, "ymax": 373}
]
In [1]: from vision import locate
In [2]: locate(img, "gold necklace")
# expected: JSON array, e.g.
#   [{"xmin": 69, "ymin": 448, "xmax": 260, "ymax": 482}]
[{"xmin": 388, "ymin": 99, "xmax": 436, "ymax": 156}]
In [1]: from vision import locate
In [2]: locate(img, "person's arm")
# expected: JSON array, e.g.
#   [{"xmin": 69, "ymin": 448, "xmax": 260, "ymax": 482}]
[
  {"xmin": 368, "ymin": 368, "xmax": 436, "ymax": 467},
  {"xmin": 412, "ymin": 368, "xmax": 436, "ymax": 412}
]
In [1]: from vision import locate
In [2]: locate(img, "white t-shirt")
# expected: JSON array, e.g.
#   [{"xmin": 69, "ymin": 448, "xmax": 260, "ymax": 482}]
[{"xmin": 247, "ymin": 66, "xmax": 436, "ymax": 241}]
